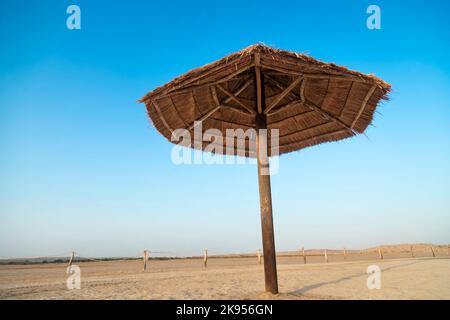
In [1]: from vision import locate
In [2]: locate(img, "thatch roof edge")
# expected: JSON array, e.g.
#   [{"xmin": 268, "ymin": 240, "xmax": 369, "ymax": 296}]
[{"xmin": 139, "ymin": 44, "xmax": 391, "ymax": 104}]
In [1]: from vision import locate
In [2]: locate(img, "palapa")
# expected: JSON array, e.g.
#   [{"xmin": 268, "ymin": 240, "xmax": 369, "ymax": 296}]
[{"xmin": 140, "ymin": 44, "xmax": 391, "ymax": 294}]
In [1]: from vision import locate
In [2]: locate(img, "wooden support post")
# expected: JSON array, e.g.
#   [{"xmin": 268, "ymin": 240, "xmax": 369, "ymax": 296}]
[
  {"xmin": 410, "ymin": 245, "xmax": 414, "ymax": 258},
  {"xmin": 302, "ymin": 247, "xmax": 306, "ymax": 264},
  {"xmin": 255, "ymin": 57, "xmax": 278, "ymax": 295},
  {"xmin": 378, "ymin": 248, "xmax": 384, "ymax": 260},
  {"xmin": 143, "ymin": 250, "xmax": 149, "ymax": 271},
  {"xmin": 343, "ymin": 247, "xmax": 347, "ymax": 260},
  {"xmin": 257, "ymin": 249, "xmax": 262, "ymax": 265},
  {"xmin": 204, "ymin": 249, "xmax": 208, "ymax": 268},
  {"xmin": 68, "ymin": 251, "xmax": 74, "ymax": 267},
  {"xmin": 324, "ymin": 249, "xmax": 328, "ymax": 263},
  {"xmin": 430, "ymin": 246, "xmax": 435, "ymax": 257}
]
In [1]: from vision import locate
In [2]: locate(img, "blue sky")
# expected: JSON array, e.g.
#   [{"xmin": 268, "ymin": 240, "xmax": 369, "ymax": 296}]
[{"xmin": 0, "ymin": 0, "xmax": 449, "ymax": 258}]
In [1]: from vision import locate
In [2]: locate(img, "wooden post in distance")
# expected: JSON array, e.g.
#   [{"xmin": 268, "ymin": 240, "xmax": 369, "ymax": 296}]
[
  {"xmin": 68, "ymin": 251, "xmax": 74, "ymax": 267},
  {"xmin": 204, "ymin": 249, "xmax": 208, "ymax": 268}
]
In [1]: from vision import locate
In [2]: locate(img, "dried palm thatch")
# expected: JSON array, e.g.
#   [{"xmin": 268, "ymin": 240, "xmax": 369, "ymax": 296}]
[
  {"xmin": 139, "ymin": 44, "xmax": 391, "ymax": 294},
  {"xmin": 140, "ymin": 44, "xmax": 391, "ymax": 157}
]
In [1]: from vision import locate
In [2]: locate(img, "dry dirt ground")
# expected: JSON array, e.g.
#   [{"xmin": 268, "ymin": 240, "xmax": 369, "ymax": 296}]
[{"xmin": 0, "ymin": 255, "xmax": 449, "ymax": 300}]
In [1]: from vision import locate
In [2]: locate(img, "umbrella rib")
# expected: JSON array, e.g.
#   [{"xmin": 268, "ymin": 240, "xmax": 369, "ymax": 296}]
[
  {"xmin": 210, "ymin": 85, "xmax": 221, "ymax": 106},
  {"xmin": 188, "ymin": 106, "xmax": 221, "ymax": 130},
  {"xmin": 302, "ymin": 99, "xmax": 355, "ymax": 134},
  {"xmin": 190, "ymin": 91, "xmax": 204, "ymax": 121},
  {"xmin": 351, "ymin": 84, "xmax": 377, "ymax": 129},
  {"xmin": 338, "ymin": 81, "xmax": 354, "ymax": 118},
  {"xmin": 161, "ymin": 64, "xmax": 254, "ymax": 98},
  {"xmin": 264, "ymin": 74, "xmax": 286, "ymax": 91},
  {"xmin": 264, "ymin": 76, "xmax": 303, "ymax": 114},
  {"xmin": 265, "ymin": 74, "xmax": 302, "ymax": 101},
  {"xmin": 187, "ymin": 80, "xmax": 253, "ymax": 130},
  {"xmin": 164, "ymin": 56, "xmax": 253, "ymax": 94},
  {"xmin": 265, "ymin": 76, "xmax": 306, "ymax": 116},
  {"xmin": 260, "ymin": 60, "xmax": 371, "ymax": 83},
  {"xmin": 169, "ymin": 96, "xmax": 188, "ymax": 128},
  {"xmin": 152, "ymin": 100, "xmax": 174, "ymax": 134},
  {"xmin": 300, "ymin": 78, "xmax": 306, "ymax": 103},
  {"xmin": 219, "ymin": 79, "xmax": 254, "ymax": 116},
  {"xmin": 261, "ymin": 64, "xmax": 374, "ymax": 86},
  {"xmin": 266, "ymin": 100, "xmax": 304, "ymax": 117},
  {"xmin": 216, "ymin": 84, "xmax": 256, "ymax": 115}
]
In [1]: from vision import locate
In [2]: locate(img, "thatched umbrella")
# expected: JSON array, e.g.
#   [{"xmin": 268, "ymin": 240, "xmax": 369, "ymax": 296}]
[{"xmin": 139, "ymin": 44, "xmax": 391, "ymax": 294}]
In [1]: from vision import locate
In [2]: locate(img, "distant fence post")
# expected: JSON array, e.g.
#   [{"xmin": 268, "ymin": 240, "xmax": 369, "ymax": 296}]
[
  {"xmin": 378, "ymin": 248, "xmax": 384, "ymax": 260},
  {"xmin": 257, "ymin": 249, "xmax": 262, "ymax": 265},
  {"xmin": 204, "ymin": 249, "xmax": 208, "ymax": 268},
  {"xmin": 143, "ymin": 250, "xmax": 149, "ymax": 271},
  {"xmin": 448, "ymin": 244, "xmax": 450, "ymax": 256},
  {"xmin": 343, "ymin": 247, "xmax": 347, "ymax": 260},
  {"xmin": 324, "ymin": 249, "xmax": 328, "ymax": 263},
  {"xmin": 302, "ymin": 247, "xmax": 306, "ymax": 264},
  {"xmin": 68, "ymin": 251, "xmax": 74, "ymax": 267},
  {"xmin": 410, "ymin": 245, "xmax": 414, "ymax": 258},
  {"xmin": 430, "ymin": 246, "xmax": 435, "ymax": 257}
]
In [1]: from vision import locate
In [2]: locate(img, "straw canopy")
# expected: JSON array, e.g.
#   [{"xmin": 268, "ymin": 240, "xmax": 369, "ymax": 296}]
[
  {"xmin": 140, "ymin": 44, "xmax": 391, "ymax": 157},
  {"xmin": 139, "ymin": 44, "xmax": 391, "ymax": 295}
]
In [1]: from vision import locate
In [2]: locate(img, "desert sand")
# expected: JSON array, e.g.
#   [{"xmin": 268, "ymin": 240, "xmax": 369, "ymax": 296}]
[{"xmin": 1, "ymin": 246, "xmax": 449, "ymax": 300}]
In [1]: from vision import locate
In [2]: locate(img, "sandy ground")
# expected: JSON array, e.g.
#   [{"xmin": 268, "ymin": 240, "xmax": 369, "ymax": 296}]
[{"xmin": 0, "ymin": 254, "xmax": 449, "ymax": 300}]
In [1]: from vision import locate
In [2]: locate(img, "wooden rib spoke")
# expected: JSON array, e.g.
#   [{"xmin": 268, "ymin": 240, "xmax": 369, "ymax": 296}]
[
  {"xmin": 186, "ymin": 79, "xmax": 254, "ymax": 130},
  {"xmin": 188, "ymin": 105, "xmax": 221, "ymax": 130},
  {"xmin": 266, "ymin": 98, "xmax": 303, "ymax": 116},
  {"xmin": 302, "ymin": 99, "xmax": 355, "ymax": 134},
  {"xmin": 153, "ymin": 100, "xmax": 173, "ymax": 134},
  {"xmin": 351, "ymin": 84, "xmax": 377, "ymax": 129},
  {"xmin": 264, "ymin": 76, "xmax": 303, "ymax": 114},
  {"xmin": 216, "ymin": 84, "xmax": 256, "ymax": 115}
]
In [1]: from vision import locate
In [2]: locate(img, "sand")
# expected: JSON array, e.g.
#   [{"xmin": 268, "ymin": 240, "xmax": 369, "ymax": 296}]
[{"xmin": 1, "ymin": 255, "xmax": 449, "ymax": 300}]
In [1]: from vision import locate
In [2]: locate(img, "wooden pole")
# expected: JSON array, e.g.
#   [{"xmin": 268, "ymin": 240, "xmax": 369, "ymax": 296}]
[
  {"xmin": 448, "ymin": 244, "xmax": 450, "ymax": 256},
  {"xmin": 143, "ymin": 250, "xmax": 148, "ymax": 271},
  {"xmin": 410, "ymin": 245, "xmax": 414, "ymax": 258},
  {"xmin": 204, "ymin": 249, "xmax": 208, "ymax": 268},
  {"xmin": 68, "ymin": 251, "xmax": 74, "ymax": 267},
  {"xmin": 257, "ymin": 249, "xmax": 262, "ymax": 265},
  {"xmin": 430, "ymin": 246, "xmax": 435, "ymax": 257},
  {"xmin": 343, "ymin": 247, "xmax": 347, "ymax": 260},
  {"xmin": 324, "ymin": 249, "xmax": 328, "ymax": 263},
  {"xmin": 302, "ymin": 247, "xmax": 306, "ymax": 264},
  {"xmin": 378, "ymin": 248, "xmax": 384, "ymax": 260},
  {"xmin": 255, "ymin": 56, "xmax": 278, "ymax": 295}
]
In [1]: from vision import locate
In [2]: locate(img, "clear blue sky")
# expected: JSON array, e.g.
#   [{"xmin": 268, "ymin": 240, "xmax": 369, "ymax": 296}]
[{"xmin": 1, "ymin": 0, "xmax": 449, "ymax": 258}]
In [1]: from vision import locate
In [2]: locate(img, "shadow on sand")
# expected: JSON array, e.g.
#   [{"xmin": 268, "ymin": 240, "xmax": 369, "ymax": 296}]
[{"xmin": 289, "ymin": 259, "xmax": 428, "ymax": 297}]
